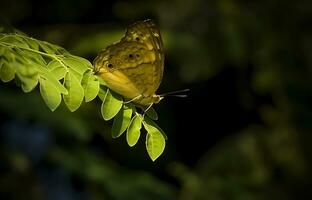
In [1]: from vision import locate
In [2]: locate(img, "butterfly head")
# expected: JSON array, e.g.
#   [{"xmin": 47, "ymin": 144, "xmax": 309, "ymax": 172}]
[
  {"xmin": 93, "ymin": 49, "xmax": 110, "ymax": 75},
  {"xmin": 93, "ymin": 46, "xmax": 144, "ymax": 100}
]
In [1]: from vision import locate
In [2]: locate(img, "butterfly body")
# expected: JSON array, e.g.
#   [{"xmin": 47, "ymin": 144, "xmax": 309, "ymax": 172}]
[{"xmin": 93, "ymin": 20, "xmax": 164, "ymax": 106}]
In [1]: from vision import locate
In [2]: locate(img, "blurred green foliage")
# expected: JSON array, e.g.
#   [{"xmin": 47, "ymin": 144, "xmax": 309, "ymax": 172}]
[{"xmin": 1, "ymin": 0, "xmax": 312, "ymax": 199}]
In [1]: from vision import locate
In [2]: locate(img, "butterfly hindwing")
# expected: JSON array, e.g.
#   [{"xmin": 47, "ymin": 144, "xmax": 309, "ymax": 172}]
[{"xmin": 123, "ymin": 20, "xmax": 164, "ymax": 97}]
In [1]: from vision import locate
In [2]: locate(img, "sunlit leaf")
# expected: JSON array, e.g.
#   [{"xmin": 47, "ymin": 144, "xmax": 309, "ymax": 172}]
[
  {"xmin": 14, "ymin": 46, "xmax": 46, "ymax": 66},
  {"xmin": 62, "ymin": 57, "xmax": 88, "ymax": 75},
  {"xmin": 50, "ymin": 65, "xmax": 67, "ymax": 80},
  {"xmin": 101, "ymin": 90, "xmax": 123, "ymax": 120},
  {"xmin": 144, "ymin": 118, "xmax": 166, "ymax": 161},
  {"xmin": 16, "ymin": 71, "xmax": 39, "ymax": 93},
  {"xmin": 1, "ymin": 35, "xmax": 29, "ymax": 48},
  {"xmin": 47, "ymin": 60, "xmax": 67, "ymax": 80},
  {"xmin": 13, "ymin": 59, "xmax": 39, "ymax": 92},
  {"xmin": 0, "ymin": 61, "xmax": 16, "ymax": 82},
  {"xmin": 81, "ymin": 70, "xmax": 100, "ymax": 102},
  {"xmin": 63, "ymin": 70, "xmax": 84, "ymax": 112},
  {"xmin": 68, "ymin": 68, "xmax": 83, "ymax": 82},
  {"xmin": 68, "ymin": 55, "xmax": 93, "ymax": 69},
  {"xmin": 38, "ymin": 67, "xmax": 68, "ymax": 95},
  {"xmin": 127, "ymin": 114, "xmax": 142, "ymax": 147},
  {"xmin": 39, "ymin": 41, "xmax": 67, "ymax": 54},
  {"xmin": 144, "ymin": 117, "xmax": 168, "ymax": 140},
  {"xmin": 39, "ymin": 41, "xmax": 57, "ymax": 54},
  {"xmin": 98, "ymin": 86, "xmax": 107, "ymax": 101},
  {"xmin": 112, "ymin": 105, "xmax": 133, "ymax": 138},
  {"xmin": 39, "ymin": 77, "xmax": 61, "ymax": 111},
  {"xmin": 26, "ymin": 38, "xmax": 39, "ymax": 50}
]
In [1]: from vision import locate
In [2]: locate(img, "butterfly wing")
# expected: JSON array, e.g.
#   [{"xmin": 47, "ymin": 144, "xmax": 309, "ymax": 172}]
[{"xmin": 123, "ymin": 20, "xmax": 164, "ymax": 97}]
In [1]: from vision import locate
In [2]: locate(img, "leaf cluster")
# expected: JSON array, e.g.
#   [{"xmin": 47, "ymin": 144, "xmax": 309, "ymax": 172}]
[{"xmin": 0, "ymin": 29, "xmax": 166, "ymax": 161}]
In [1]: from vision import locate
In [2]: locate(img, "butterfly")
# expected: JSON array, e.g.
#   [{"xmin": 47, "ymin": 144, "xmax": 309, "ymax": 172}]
[{"xmin": 93, "ymin": 19, "xmax": 164, "ymax": 106}]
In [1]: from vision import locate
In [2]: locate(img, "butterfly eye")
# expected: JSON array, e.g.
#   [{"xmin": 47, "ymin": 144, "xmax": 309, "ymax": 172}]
[
  {"xmin": 107, "ymin": 63, "xmax": 113, "ymax": 68},
  {"xmin": 128, "ymin": 54, "xmax": 133, "ymax": 58}
]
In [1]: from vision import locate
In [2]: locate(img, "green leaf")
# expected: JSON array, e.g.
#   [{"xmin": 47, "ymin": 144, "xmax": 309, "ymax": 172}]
[
  {"xmin": 144, "ymin": 118, "xmax": 166, "ymax": 161},
  {"xmin": 126, "ymin": 114, "xmax": 142, "ymax": 147},
  {"xmin": 63, "ymin": 70, "xmax": 85, "ymax": 112},
  {"xmin": 101, "ymin": 90, "xmax": 123, "ymax": 120},
  {"xmin": 81, "ymin": 70, "xmax": 100, "ymax": 102},
  {"xmin": 0, "ymin": 61, "xmax": 16, "ymax": 82},
  {"xmin": 13, "ymin": 46, "xmax": 46, "ymax": 66},
  {"xmin": 46, "ymin": 60, "xmax": 61, "ymax": 69},
  {"xmin": 50, "ymin": 65, "xmax": 67, "ymax": 80},
  {"xmin": 26, "ymin": 38, "xmax": 39, "ymax": 50},
  {"xmin": 1, "ymin": 48, "xmax": 15, "ymax": 63},
  {"xmin": 98, "ymin": 87, "xmax": 107, "ymax": 101},
  {"xmin": 47, "ymin": 60, "xmax": 67, "ymax": 80},
  {"xmin": 39, "ymin": 41, "xmax": 57, "ymax": 54},
  {"xmin": 112, "ymin": 105, "xmax": 133, "ymax": 138},
  {"xmin": 26, "ymin": 51, "xmax": 46, "ymax": 66},
  {"xmin": 146, "ymin": 107, "xmax": 158, "ymax": 120},
  {"xmin": 145, "ymin": 117, "xmax": 168, "ymax": 140},
  {"xmin": 38, "ymin": 67, "xmax": 68, "ymax": 95},
  {"xmin": 1, "ymin": 35, "xmax": 29, "ymax": 48},
  {"xmin": 39, "ymin": 41, "xmax": 66, "ymax": 54},
  {"xmin": 16, "ymin": 71, "xmax": 39, "ymax": 93},
  {"xmin": 68, "ymin": 55, "xmax": 93, "ymax": 69},
  {"xmin": 39, "ymin": 77, "xmax": 62, "ymax": 111},
  {"xmin": 14, "ymin": 60, "xmax": 39, "ymax": 93},
  {"xmin": 68, "ymin": 68, "xmax": 83, "ymax": 82},
  {"xmin": 62, "ymin": 58, "xmax": 88, "ymax": 75}
]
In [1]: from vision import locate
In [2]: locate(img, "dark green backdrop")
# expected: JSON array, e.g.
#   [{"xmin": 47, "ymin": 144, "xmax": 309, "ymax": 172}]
[{"xmin": 1, "ymin": 0, "xmax": 311, "ymax": 199}]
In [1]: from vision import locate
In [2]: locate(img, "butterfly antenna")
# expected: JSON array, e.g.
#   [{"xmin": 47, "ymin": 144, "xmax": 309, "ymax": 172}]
[{"xmin": 160, "ymin": 89, "xmax": 190, "ymax": 97}]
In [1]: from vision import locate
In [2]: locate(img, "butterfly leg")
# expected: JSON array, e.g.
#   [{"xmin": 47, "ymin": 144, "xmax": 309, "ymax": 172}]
[
  {"xmin": 124, "ymin": 95, "xmax": 142, "ymax": 104},
  {"xmin": 142, "ymin": 103, "xmax": 154, "ymax": 119}
]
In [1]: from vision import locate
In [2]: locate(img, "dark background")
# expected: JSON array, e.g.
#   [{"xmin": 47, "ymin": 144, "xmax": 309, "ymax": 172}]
[{"xmin": 1, "ymin": 0, "xmax": 312, "ymax": 199}]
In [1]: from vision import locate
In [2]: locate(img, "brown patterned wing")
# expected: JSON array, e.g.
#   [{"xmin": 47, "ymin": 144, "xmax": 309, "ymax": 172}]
[{"xmin": 122, "ymin": 19, "xmax": 164, "ymax": 96}]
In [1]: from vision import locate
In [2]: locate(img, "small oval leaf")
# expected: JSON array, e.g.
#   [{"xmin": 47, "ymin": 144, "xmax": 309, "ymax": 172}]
[
  {"xmin": 39, "ymin": 41, "xmax": 67, "ymax": 54},
  {"xmin": 16, "ymin": 72, "xmax": 39, "ymax": 93},
  {"xmin": 15, "ymin": 61, "xmax": 39, "ymax": 93},
  {"xmin": 68, "ymin": 55, "xmax": 93, "ymax": 69},
  {"xmin": 0, "ymin": 62, "xmax": 16, "ymax": 82},
  {"xmin": 98, "ymin": 87, "xmax": 107, "ymax": 101},
  {"xmin": 50, "ymin": 66, "xmax": 67, "ymax": 80},
  {"xmin": 144, "ymin": 119, "xmax": 166, "ymax": 161},
  {"xmin": 82, "ymin": 70, "xmax": 100, "ymax": 102},
  {"xmin": 38, "ymin": 67, "xmax": 68, "ymax": 95},
  {"xmin": 63, "ymin": 70, "xmax": 84, "ymax": 112},
  {"xmin": 62, "ymin": 58, "xmax": 88, "ymax": 75},
  {"xmin": 126, "ymin": 114, "xmax": 142, "ymax": 147},
  {"xmin": 47, "ymin": 60, "xmax": 67, "ymax": 80},
  {"xmin": 101, "ymin": 90, "xmax": 123, "ymax": 120},
  {"xmin": 144, "ymin": 117, "xmax": 168, "ymax": 140},
  {"xmin": 39, "ymin": 77, "xmax": 61, "ymax": 111},
  {"xmin": 112, "ymin": 105, "xmax": 133, "ymax": 138}
]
